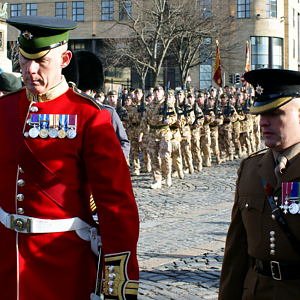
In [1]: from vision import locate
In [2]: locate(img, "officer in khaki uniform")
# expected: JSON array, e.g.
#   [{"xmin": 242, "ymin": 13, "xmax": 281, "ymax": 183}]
[{"xmin": 219, "ymin": 69, "xmax": 300, "ymax": 300}]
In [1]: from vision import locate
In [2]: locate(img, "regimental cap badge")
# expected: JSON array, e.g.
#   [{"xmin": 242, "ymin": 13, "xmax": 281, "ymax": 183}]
[
  {"xmin": 22, "ymin": 30, "xmax": 33, "ymax": 40},
  {"xmin": 255, "ymin": 84, "xmax": 264, "ymax": 95},
  {"xmin": 245, "ymin": 69, "xmax": 300, "ymax": 115}
]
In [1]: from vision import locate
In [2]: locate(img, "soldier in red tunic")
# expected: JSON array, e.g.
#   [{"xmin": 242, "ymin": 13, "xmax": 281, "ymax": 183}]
[{"xmin": 0, "ymin": 16, "xmax": 139, "ymax": 300}]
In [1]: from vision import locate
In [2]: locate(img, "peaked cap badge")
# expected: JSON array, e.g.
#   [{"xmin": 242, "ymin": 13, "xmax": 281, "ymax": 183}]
[
  {"xmin": 22, "ymin": 30, "xmax": 33, "ymax": 40},
  {"xmin": 255, "ymin": 84, "xmax": 264, "ymax": 95}
]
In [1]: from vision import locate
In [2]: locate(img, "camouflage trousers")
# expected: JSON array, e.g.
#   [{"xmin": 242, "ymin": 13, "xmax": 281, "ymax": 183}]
[
  {"xmin": 142, "ymin": 136, "xmax": 151, "ymax": 168},
  {"xmin": 148, "ymin": 138, "xmax": 172, "ymax": 180},
  {"xmin": 254, "ymin": 122, "xmax": 261, "ymax": 150},
  {"xmin": 130, "ymin": 135, "xmax": 150, "ymax": 171},
  {"xmin": 181, "ymin": 137, "xmax": 193, "ymax": 169},
  {"xmin": 200, "ymin": 125, "xmax": 211, "ymax": 165},
  {"xmin": 240, "ymin": 131, "xmax": 252, "ymax": 155},
  {"xmin": 232, "ymin": 121, "xmax": 241, "ymax": 154},
  {"xmin": 171, "ymin": 129, "xmax": 183, "ymax": 173},
  {"xmin": 191, "ymin": 128, "xmax": 202, "ymax": 165},
  {"xmin": 219, "ymin": 122, "xmax": 233, "ymax": 158},
  {"xmin": 210, "ymin": 126, "xmax": 220, "ymax": 158}
]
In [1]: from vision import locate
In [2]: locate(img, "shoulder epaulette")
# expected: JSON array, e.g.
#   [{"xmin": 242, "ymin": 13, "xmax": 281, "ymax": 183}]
[
  {"xmin": 0, "ymin": 87, "xmax": 25, "ymax": 99},
  {"xmin": 69, "ymin": 83, "xmax": 101, "ymax": 110},
  {"xmin": 248, "ymin": 147, "xmax": 268, "ymax": 158}
]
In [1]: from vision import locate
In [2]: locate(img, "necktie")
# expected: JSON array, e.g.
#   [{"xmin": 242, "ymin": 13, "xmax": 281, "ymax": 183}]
[{"xmin": 274, "ymin": 153, "xmax": 288, "ymax": 181}]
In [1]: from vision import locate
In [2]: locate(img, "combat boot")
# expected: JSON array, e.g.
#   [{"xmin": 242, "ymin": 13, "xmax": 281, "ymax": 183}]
[
  {"xmin": 166, "ymin": 173, "xmax": 172, "ymax": 187},
  {"xmin": 150, "ymin": 180, "xmax": 161, "ymax": 189},
  {"xmin": 183, "ymin": 168, "xmax": 189, "ymax": 174},
  {"xmin": 172, "ymin": 171, "xmax": 178, "ymax": 178},
  {"xmin": 188, "ymin": 164, "xmax": 194, "ymax": 174},
  {"xmin": 197, "ymin": 163, "xmax": 202, "ymax": 171},
  {"xmin": 216, "ymin": 155, "xmax": 222, "ymax": 165},
  {"xmin": 204, "ymin": 157, "xmax": 212, "ymax": 167},
  {"xmin": 178, "ymin": 170, "xmax": 184, "ymax": 179},
  {"xmin": 146, "ymin": 162, "xmax": 152, "ymax": 172},
  {"xmin": 131, "ymin": 169, "xmax": 140, "ymax": 176},
  {"xmin": 238, "ymin": 149, "xmax": 242, "ymax": 158}
]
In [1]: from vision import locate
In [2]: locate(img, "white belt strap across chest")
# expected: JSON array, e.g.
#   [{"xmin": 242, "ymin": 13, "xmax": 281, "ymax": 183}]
[{"xmin": 0, "ymin": 206, "xmax": 101, "ymax": 255}]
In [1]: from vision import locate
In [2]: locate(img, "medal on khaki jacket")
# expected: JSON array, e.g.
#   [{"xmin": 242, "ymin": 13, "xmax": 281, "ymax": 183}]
[{"xmin": 281, "ymin": 182, "xmax": 300, "ymax": 214}]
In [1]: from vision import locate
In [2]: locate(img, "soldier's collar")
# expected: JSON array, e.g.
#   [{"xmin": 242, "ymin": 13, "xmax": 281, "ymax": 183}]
[{"xmin": 27, "ymin": 76, "xmax": 69, "ymax": 102}]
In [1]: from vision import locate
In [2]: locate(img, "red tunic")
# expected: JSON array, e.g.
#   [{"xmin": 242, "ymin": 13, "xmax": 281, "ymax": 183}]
[{"xmin": 0, "ymin": 86, "xmax": 139, "ymax": 300}]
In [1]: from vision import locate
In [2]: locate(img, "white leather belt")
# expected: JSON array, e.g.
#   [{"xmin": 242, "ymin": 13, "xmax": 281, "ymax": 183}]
[{"xmin": 0, "ymin": 206, "xmax": 89, "ymax": 233}]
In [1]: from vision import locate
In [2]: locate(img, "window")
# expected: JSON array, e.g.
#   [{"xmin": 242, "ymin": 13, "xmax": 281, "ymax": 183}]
[
  {"xmin": 293, "ymin": 8, "xmax": 296, "ymax": 28},
  {"xmin": 200, "ymin": 0, "xmax": 211, "ymax": 18},
  {"xmin": 199, "ymin": 38, "xmax": 212, "ymax": 89},
  {"xmin": 10, "ymin": 4, "xmax": 21, "ymax": 17},
  {"xmin": 251, "ymin": 36, "xmax": 283, "ymax": 69},
  {"xmin": 0, "ymin": 31, "xmax": 3, "ymax": 51},
  {"xmin": 102, "ymin": 1, "xmax": 114, "ymax": 21},
  {"xmin": 237, "ymin": 0, "xmax": 250, "ymax": 18},
  {"xmin": 293, "ymin": 39, "xmax": 296, "ymax": 59},
  {"xmin": 56, "ymin": 2, "xmax": 67, "ymax": 18},
  {"xmin": 119, "ymin": 1, "xmax": 131, "ymax": 20},
  {"xmin": 266, "ymin": 0, "xmax": 277, "ymax": 18},
  {"xmin": 72, "ymin": 1, "xmax": 84, "ymax": 21},
  {"xmin": 26, "ymin": 3, "xmax": 37, "ymax": 16}
]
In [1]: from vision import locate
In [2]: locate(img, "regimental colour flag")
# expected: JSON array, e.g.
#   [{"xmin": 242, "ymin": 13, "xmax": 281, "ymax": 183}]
[{"xmin": 213, "ymin": 40, "xmax": 223, "ymax": 87}]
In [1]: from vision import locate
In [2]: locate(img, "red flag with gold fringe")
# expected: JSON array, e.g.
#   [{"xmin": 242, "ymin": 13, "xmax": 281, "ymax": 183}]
[{"xmin": 213, "ymin": 40, "xmax": 223, "ymax": 87}]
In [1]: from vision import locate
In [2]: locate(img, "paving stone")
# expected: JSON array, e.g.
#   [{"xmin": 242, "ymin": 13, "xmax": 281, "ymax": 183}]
[{"xmin": 131, "ymin": 150, "xmax": 262, "ymax": 299}]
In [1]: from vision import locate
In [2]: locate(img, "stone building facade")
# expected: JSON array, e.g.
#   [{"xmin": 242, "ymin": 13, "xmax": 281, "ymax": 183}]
[{"xmin": 4, "ymin": 0, "xmax": 300, "ymax": 89}]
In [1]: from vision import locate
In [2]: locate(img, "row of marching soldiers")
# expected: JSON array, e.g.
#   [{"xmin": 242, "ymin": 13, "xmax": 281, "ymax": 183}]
[{"xmin": 103, "ymin": 85, "xmax": 261, "ymax": 189}]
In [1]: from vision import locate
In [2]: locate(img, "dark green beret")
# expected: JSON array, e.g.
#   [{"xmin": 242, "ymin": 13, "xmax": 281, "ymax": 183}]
[{"xmin": 0, "ymin": 70, "xmax": 23, "ymax": 92}]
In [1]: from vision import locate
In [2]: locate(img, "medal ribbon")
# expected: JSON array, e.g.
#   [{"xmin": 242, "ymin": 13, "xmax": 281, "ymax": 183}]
[
  {"xmin": 282, "ymin": 182, "xmax": 293, "ymax": 205},
  {"xmin": 59, "ymin": 115, "xmax": 68, "ymax": 131},
  {"xmin": 49, "ymin": 114, "xmax": 54, "ymax": 130},
  {"xmin": 68, "ymin": 115, "xmax": 77, "ymax": 128},
  {"xmin": 30, "ymin": 114, "xmax": 39, "ymax": 128}
]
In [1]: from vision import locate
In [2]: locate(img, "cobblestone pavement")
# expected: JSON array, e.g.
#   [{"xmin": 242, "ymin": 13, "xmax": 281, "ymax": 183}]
[{"xmin": 130, "ymin": 156, "xmax": 244, "ymax": 300}]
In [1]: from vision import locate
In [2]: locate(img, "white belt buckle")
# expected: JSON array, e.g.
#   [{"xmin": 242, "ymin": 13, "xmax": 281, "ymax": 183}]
[{"xmin": 10, "ymin": 215, "xmax": 32, "ymax": 233}]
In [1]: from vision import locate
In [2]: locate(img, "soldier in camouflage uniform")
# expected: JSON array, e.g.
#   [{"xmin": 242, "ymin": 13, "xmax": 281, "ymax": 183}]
[
  {"xmin": 169, "ymin": 90, "xmax": 184, "ymax": 179},
  {"xmin": 146, "ymin": 92, "xmax": 154, "ymax": 103},
  {"xmin": 124, "ymin": 95, "xmax": 133, "ymax": 167},
  {"xmin": 127, "ymin": 88, "xmax": 150, "ymax": 175},
  {"xmin": 187, "ymin": 93, "xmax": 204, "ymax": 171},
  {"xmin": 197, "ymin": 92, "xmax": 213, "ymax": 167},
  {"xmin": 176, "ymin": 90, "xmax": 195, "ymax": 174},
  {"xmin": 107, "ymin": 90, "xmax": 129, "ymax": 129},
  {"xmin": 219, "ymin": 93, "xmax": 239, "ymax": 161},
  {"xmin": 231, "ymin": 93, "xmax": 243, "ymax": 158},
  {"xmin": 208, "ymin": 96, "xmax": 223, "ymax": 164},
  {"xmin": 138, "ymin": 86, "xmax": 177, "ymax": 189}
]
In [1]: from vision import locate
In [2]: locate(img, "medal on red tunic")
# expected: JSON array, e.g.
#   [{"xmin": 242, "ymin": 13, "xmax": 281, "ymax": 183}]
[
  {"xmin": 39, "ymin": 114, "xmax": 49, "ymax": 138},
  {"xmin": 58, "ymin": 114, "xmax": 67, "ymax": 139},
  {"xmin": 67, "ymin": 115, "xmax": 77, "ymax": 139},
  {"xmin": 28, "ymin": 114, "xmax": 39, "ymax": 138},
  {"xmin": 281, "ymin": 182, "xmax": 300, "ymax": 214},
  {"xmin": 49, "ymin": 114, "xmax": 58, "ymax": 138}
]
